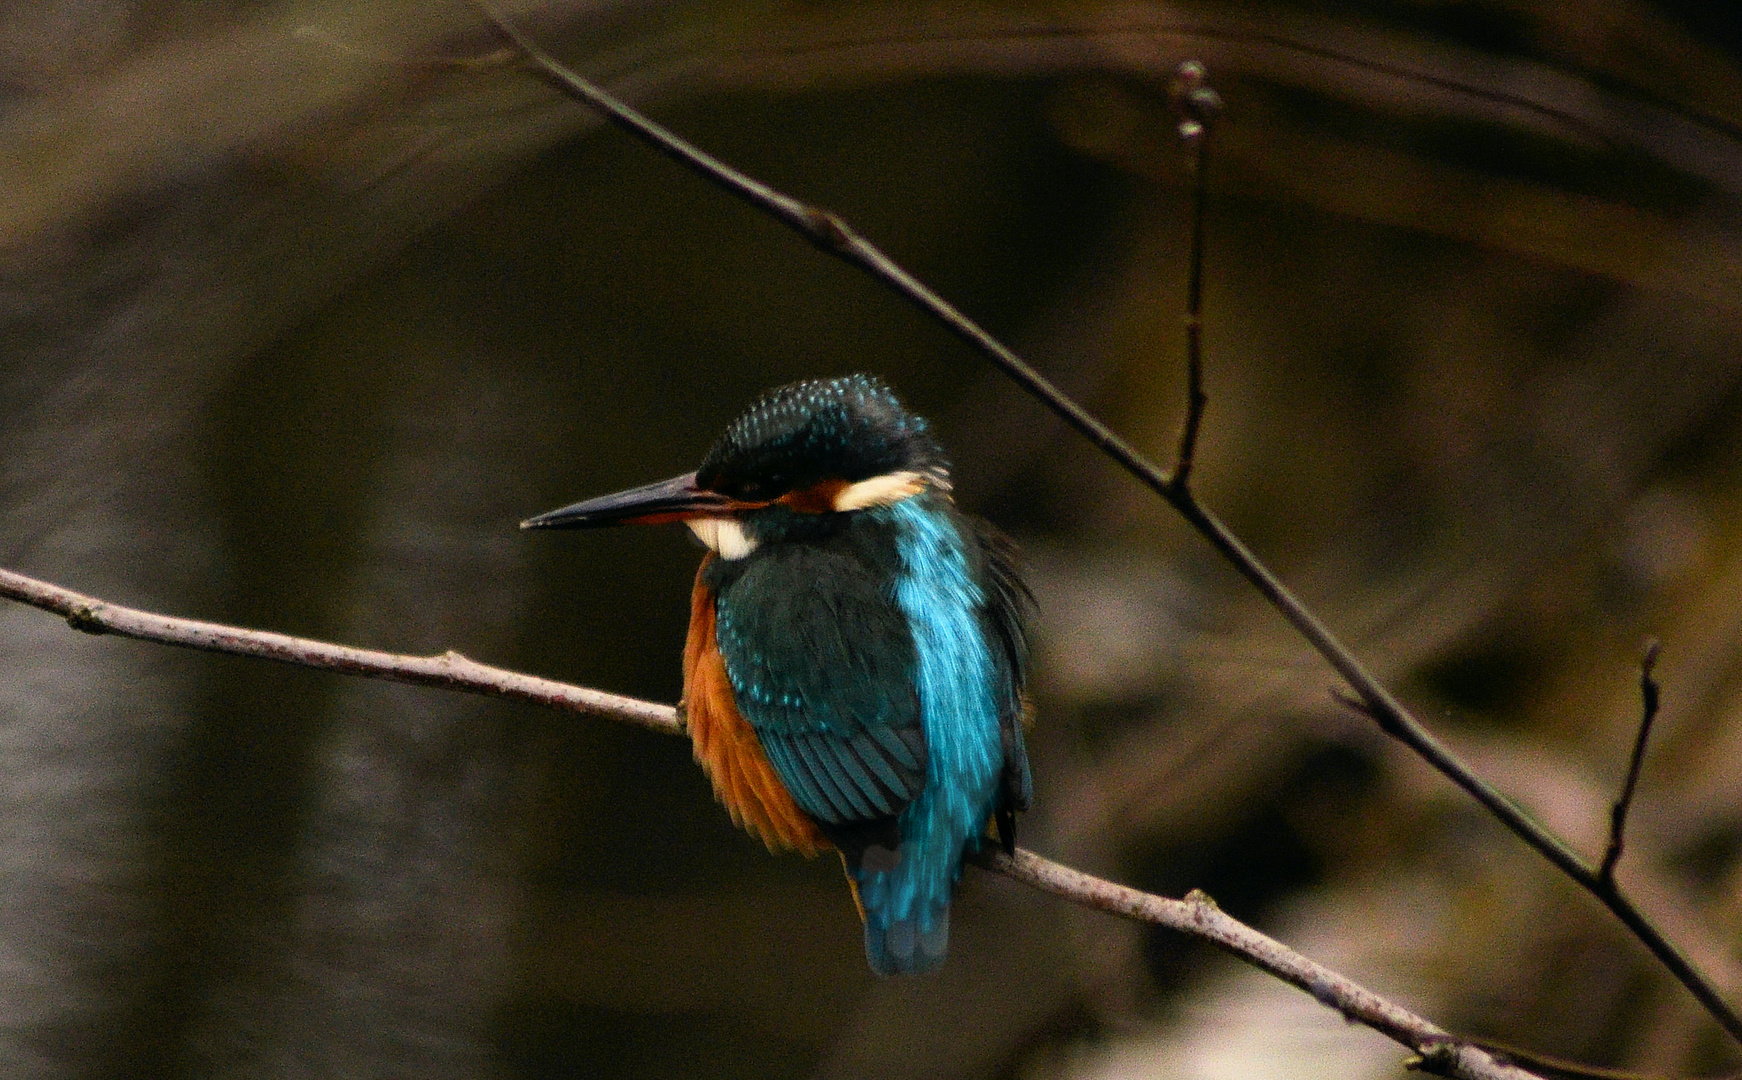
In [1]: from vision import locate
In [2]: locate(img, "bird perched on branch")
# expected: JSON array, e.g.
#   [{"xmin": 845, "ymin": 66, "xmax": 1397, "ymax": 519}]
[{"xmin": 524, "ymin": 374, "xmax": 1033, "ymax": 975}]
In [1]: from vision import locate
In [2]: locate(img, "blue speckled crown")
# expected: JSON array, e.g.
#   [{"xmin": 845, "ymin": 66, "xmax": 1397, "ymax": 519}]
[{"xmin": 697, "ymin": 375, "xmax": 948, "ymax": 499}]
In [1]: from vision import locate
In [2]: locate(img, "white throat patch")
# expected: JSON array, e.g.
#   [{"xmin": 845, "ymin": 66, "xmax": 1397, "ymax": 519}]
[{"xmin": 687, "ymin": 517, "xmax": 759, "ymax": 560}]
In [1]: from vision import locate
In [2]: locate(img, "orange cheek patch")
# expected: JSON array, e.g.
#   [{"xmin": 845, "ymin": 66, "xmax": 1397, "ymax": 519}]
[
  {"xmin": 683, "ymin": 556, "xmax": 827, "ymax": 857},
  {"xmin": 776, "ymin": 479, "xmax": 848, "ymax": 514}
]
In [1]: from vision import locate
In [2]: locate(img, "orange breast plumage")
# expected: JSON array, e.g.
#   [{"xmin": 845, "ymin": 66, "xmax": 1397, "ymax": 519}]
[{"xmin": 683, "ymin": 555, "xmax": 826, "ymax": 857}]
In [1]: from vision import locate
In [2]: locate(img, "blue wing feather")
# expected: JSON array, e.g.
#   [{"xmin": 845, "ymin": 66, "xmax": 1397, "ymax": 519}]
[
  {"xmin": 864, "ymin": 723, "xmax": 924, "ymax": 772},
  {"xmin": 806, "ymin": 733, "xmax": 879, "ymax": 818},
  {"xmin": 711, "ymin": 540, "xmax": 928, "ymax": 830},
  {"xmin": 761, "ymin": 737, "xmax": 839, "ymax": 824}
]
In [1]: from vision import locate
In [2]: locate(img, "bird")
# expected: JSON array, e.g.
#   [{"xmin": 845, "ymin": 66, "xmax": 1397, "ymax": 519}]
[{"xmin": 522, "ymin": 374, "xmax": 1033, "ymax": 975}]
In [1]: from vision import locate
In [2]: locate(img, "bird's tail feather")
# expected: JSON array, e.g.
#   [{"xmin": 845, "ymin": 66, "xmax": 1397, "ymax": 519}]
[
  {"xmin": 853, "ymin": 838, "xmax": 958, "ymax": 976},
  {"xmin": 863, "ymin": 899, "xmax": 949, "ymax": 976}
]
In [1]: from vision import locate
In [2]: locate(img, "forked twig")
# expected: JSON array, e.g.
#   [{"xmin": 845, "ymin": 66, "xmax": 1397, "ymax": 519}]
[
  {"xmin": 468, "ymin": 3, "xmax": 1742, "ymax": 1045},
  {"xmin": 0, "ymin": 565, "xmax": 1534, "ymax": 1080}
]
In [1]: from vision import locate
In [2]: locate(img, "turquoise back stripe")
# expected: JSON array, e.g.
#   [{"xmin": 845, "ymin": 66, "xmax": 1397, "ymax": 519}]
[{"xmin": 855, "ymin": 494, "xmax": 1003, "ymax": 972}]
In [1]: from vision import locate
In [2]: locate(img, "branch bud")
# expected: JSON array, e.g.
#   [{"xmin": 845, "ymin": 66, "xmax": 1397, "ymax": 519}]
[{"xmin": 1169, "ymin": 60, "xmax": 1223, "ymax": 142}]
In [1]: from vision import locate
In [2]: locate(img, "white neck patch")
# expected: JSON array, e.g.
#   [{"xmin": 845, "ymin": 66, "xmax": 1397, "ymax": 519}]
[
  {"xmin": 833, "ymin": 470, "xmax": 936, "ymax": 511},
  {"xmin": 687, "ymin": 517, "xmax": 759, "ymax": 560}
]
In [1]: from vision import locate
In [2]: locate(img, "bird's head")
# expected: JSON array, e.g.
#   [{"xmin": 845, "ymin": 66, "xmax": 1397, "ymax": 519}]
[{"xmin": 522, "ymin": 374, "xmax": 950, "ymax": 559}]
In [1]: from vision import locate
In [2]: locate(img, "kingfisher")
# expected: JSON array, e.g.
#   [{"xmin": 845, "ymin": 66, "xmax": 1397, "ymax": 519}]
[{"xmin": 523, "ymin": 374, "xmax": 1033, "ymax": 975}]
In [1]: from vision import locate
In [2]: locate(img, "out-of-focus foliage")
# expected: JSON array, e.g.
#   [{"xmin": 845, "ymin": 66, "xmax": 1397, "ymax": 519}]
[{"xmin": 3, "ymin": 0, "xmax": 1742, "ymax": 1077}]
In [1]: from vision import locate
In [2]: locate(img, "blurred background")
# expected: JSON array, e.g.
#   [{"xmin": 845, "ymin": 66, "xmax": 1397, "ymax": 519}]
[{"xmin": 3, "ymin": 0, "xmax": 1742, "ymax": 1077}]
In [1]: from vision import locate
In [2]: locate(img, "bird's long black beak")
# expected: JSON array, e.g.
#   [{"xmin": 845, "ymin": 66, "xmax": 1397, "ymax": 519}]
[{"xmin": 521, "ymin": 471, "xmax": 732, "ymax": 530}]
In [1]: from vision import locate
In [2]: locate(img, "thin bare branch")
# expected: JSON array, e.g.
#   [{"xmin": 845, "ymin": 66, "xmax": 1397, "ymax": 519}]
[
  {"xmin": 0, "ymin": 567, "xmax": 679, "ymax": 735},
  {"xmin": 470, "ymin": 5, "xmax": 1742, "ymax": 1044},
  {"xmin": 0, "ymin": 565, "xmax": 1533, "ymax": 1080},
  {"xmin": 983, "ymin": 851, "xmax": 1539, "ymax": 1079},
  {"xmin": 1600, "ymin": 638, "xmax": 1664, "ymax": 884}
]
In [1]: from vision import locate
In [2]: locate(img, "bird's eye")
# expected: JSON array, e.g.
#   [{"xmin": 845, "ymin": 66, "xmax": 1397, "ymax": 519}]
[{"xmin": 740, "ymin": 481, "xmax": 762, "ymax": 497}]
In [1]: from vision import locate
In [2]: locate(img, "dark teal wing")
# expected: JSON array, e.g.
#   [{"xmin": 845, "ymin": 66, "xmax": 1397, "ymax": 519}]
[
  {"xmin": 709, "ymin": 542, "xmax": 927, "ymax": 827},
  {"xmin": 966, "ymin": 514, "xmax": 1035, "ymax": 845}
]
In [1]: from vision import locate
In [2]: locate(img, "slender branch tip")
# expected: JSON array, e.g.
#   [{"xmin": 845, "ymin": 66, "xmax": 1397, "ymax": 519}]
[
  {"xmin": 1168, "ymin": 58, "xmax": 1215, "ymax": 491},
  {"xmin": 1600, "ymin": 638, "xmax": 1664, "ymax": 884}
]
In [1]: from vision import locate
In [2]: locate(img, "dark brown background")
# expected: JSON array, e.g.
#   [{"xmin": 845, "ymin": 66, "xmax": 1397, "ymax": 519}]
[{"xmin": 3, "ymin": 1, "xmax": 1741, "ymax": 1076}]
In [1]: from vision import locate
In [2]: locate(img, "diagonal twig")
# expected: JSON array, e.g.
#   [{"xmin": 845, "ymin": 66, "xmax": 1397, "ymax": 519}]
[
  {"xmin": 469, "ymin": 4, "xmax": 1742, "ymax": 1045},
  {"xmin": 0, "ymin": 564, "xmax": 1535, "ymax": 1080}
]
